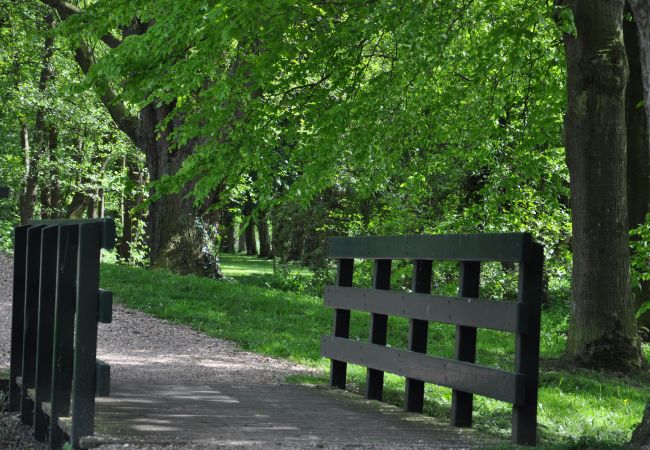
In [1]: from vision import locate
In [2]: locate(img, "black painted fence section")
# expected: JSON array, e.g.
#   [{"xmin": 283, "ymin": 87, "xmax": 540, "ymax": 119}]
[
  {"xmin": 321, "ymin": 233, "xmax": 544, "ymax": 446},
  {"xmin": 9, "ymin": 219, "xmax": 115, "ymax": 449}
]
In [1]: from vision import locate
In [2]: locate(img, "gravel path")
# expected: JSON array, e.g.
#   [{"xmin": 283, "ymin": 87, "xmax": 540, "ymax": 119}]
[
  {"xmin": 97, "ymin": 306, "xmax": 315, "ymax": 385},
  {"xmin": 0, "ymin": 253, "xmax": 12, "ymax": 373},
  {"xmin": 0, "ymin": 252, "xmax": 315, "ymax": 449},
  {"xmin": 0, "ymin": 254, "xmax": 501, "ymax": 449},
  {"xmin": 0, "ymin": 253, "xmax": 314, "ymax": 384}
]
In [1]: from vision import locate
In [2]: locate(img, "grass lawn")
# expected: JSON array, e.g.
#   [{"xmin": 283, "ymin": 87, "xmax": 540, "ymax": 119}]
[
  {"xmin": 220, "ymin": 253, "xmax": 276, "ymax": 276},
  {"xmin": 101, "ymin": 255, "xmax": 650, "ymax": 449}
]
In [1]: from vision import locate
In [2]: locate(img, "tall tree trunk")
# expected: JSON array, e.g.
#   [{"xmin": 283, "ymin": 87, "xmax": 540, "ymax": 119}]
[
  {"xmin": 19, "ymin": 123, "xmax": 33, "ymax": 224},
  {"xmin": 48, "ymin": 126, "xmax": 61, "ymax": 217},
  {"xmin": 245, "ymin": 222, "xmax": 257, "ymax": 256},
  {"xmin": 562, "ymin": 0, "xmax": 644, "ymax": 370},
  {"xmin": 624, "ymin": 3, "xmax": 650, "ymax": 328},
  {"xmin": 258, "ymin": 211, "xmax": 271, "ymax": 258},
  {"xmin": 40, "ymin": 125, "xmax": 59, "ymax": 219},
  {"xmin": 238, "ymin": 221, "xmax": 246, "ymax": 253},
  {"xmin": 141, "ymin": 103, "xmax": 205, "ymax": 274},
  {"xmin": 629, "ymin": 1, "xmax": 650, "ymax": 137},
  {"xmin": 118, "ymin": 156, "xmax": 140, "ymax": 261},
  {"xmin": 627, "ymin": 2, "xmax": 650, "ymax": 445},
  {"xmin": 242, "ymin": 198, "xmax": 258, "ymax": 256},
  {"xmin": 219, "ymin": 207, "xmax": 236, "ymax": 253},
  {"xmin": 39, "ymin": 1, "xmax": 207, "ymax": 275},
  {"xmin": 23, "ymin": 13, "xmax": 55, "ymax": 223}
]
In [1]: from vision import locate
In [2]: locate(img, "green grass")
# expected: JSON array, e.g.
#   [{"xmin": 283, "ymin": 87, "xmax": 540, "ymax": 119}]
[
  {"xmin": 220, "ymin": 253, "xmax": 276, "ymax": 276},
  {"xmin": 100, "ymin": 259, "xmax": 650, "ymax": 449}
]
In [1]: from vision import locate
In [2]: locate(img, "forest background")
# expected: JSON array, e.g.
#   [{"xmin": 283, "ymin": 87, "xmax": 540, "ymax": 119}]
[{"xmin": 2, "ymin": 0, "xmax": 650, "ymax": 446}]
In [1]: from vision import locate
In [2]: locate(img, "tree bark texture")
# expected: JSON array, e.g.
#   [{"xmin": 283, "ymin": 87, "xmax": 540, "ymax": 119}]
[
  {"xmin": 140, "ymin": 103, "xmax": 205, "ymax": 275},
  {"xmin": 39, "ymin": 0, "xmax": 207, "ymax": 274},
  {"xmin": 630, "ymin": 1, "xmax": 650, "ymax": 150},
  {"xmin": 563, "ymin": 0, "xmax": 644, "ymax": 370},
  {"xmin": 627, "ymin": 3, "xmax": 650, "ymax": 445},
  {"xmin": 625, "ymin": 3, "xmax": 650, "ymax": 230},
  {"xmin": 624, "ymin": 2, "xmax": 650, "ymax": 328}
]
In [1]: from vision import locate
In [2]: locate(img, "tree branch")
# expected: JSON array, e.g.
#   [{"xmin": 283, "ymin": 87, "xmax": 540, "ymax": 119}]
[
  {"xmin": 73, "ymin": 47, "xmax": 141, "ymax": 147},
  {"xmin": 39, "ymin": 0, "xmax": 141, "ymax": 147},
  {"xmin": 39, "ymin": 0, "xmax": 122, "ymax": 48}
]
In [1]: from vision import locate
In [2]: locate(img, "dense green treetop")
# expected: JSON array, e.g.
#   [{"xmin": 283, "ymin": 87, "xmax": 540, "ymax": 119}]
[{"xmin": 60, "ymin": 0, "xmax": 569, "ymax": 263}]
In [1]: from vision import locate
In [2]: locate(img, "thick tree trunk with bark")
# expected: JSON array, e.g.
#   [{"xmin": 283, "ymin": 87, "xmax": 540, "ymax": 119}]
[
  {"xmin": 562, "ymin": 0, "xmax": 644, "ymax": 370},
  {"xmin": 140, "ymin": 103, "xmax": 204, "ymax": 274},
  {"xmin": 628, "ymin": 2, "xmax": 650, "ymax": 446},
  {"xmin": 630, "ymin": 1, "xmax": 650, "ymax": 138},
  {"xmin": 39, "ymin": 0, "xmax": 209, "ymax": 274},
  {"xmin": 624, "ymin": 3, "xmax": 650, "ymax": 328}
]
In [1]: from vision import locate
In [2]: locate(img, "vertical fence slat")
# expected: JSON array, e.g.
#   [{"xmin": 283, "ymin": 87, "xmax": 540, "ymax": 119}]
[
  {"xmin": 9, "ymin": 225, "xmax": 29, "ymax": 412},
  {"xmin": 330, "ymin": 258, "xmax": 354, "ymax": 389},
  {"xmin": 49, "ymin": 224, "xmax": 79, "ymax": 448},
  {"xmin": 20, "ymin": 225, "xmax": 44, "ymax": 425},
  {"xmin": 450, "ymin": 261, "xmax": 480, "ymax": 427},
  {"xmin": 70, "ymin": 222, "xmax": 102, "ymax": 447},
  {"xmin": 405, "ymin": 260, "xmax": 433, "ymax": 413},
  {"xmin": 33, "ymin": 226, "xmax": 59, "ymax": 441},
  {"xmin": 366, "ymin": 259, "xmax": 392, "ymax": 401},
  {"xmin": 512, "ymin": 244, "xmax": 543, "ymax": 446}
]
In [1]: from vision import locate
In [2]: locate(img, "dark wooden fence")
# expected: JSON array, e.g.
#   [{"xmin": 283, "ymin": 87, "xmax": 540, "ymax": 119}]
[
  {"xmin": 320, "ymin": 233, "xmax": 544, "ymax": 446},
  {"xmin": 9, "ymin": 219, "xmax": 115, "ymax": 449}
]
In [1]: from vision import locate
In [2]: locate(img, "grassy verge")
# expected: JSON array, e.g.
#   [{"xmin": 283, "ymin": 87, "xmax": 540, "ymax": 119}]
[{"xmin": 101, "ymin": 257, "xmax": 650, "ymax": 449}]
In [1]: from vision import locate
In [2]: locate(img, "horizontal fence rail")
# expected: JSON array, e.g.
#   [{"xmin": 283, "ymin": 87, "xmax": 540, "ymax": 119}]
[
  {"xmin": 9, "ymin": 219, "xmax": 115, "ymax": 450},
  {"xmin": 327, "ymin": 233, "xmax": 535, "ymax": 262},
  {"xmin": 324, "ymin": 286, "xmax": 529, "ymax": 333},
  {"xmin": 320, "ymin": 233, "xmax": 544, "ymax": 446}
]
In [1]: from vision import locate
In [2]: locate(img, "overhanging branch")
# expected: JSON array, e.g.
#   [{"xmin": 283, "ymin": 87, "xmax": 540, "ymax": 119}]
[
  {"xmin": 39, "ymin": 0, "xmax": 141, "ymax": 147},
  {"xmin": 40, "ymin": 0, "xmax": 122, "ymax": 48}
]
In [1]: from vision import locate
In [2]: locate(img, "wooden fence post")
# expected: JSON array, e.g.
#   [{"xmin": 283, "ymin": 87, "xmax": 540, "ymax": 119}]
[
  {"xmin": 330, "ymin": 258, "xmax": 354, "ymax": 389},
  {"xmin": 451, "ymin": 261, "xmax": 481, "ymax": 427},
  {"xmin": 49, "ymin": 224, "xmax": 79, "ymax": 448},
  {"xmin": 70, "ymin": 222, "xmax": 103, "ymax": 447},
  {"xmin": 20, "ymin": 225, "xmax": 44, "ymax": 425},
  {"xmin": 9, "ymin": 225, "xmax": 29, "ymax": 412},
  {"xmin": 512, "ymin": 243, "xmax": 543, "ymax": 445},
  {"xmin": 366, "ymin": 259, "xmax": 392, "ymax": 401},
  {"xmin": 33, "ymin": 226, "xmax": 59, "ymax": 441},
  {"xmin": 405, "ymin": 260, "xmax": 432, "ymax": 413}
]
